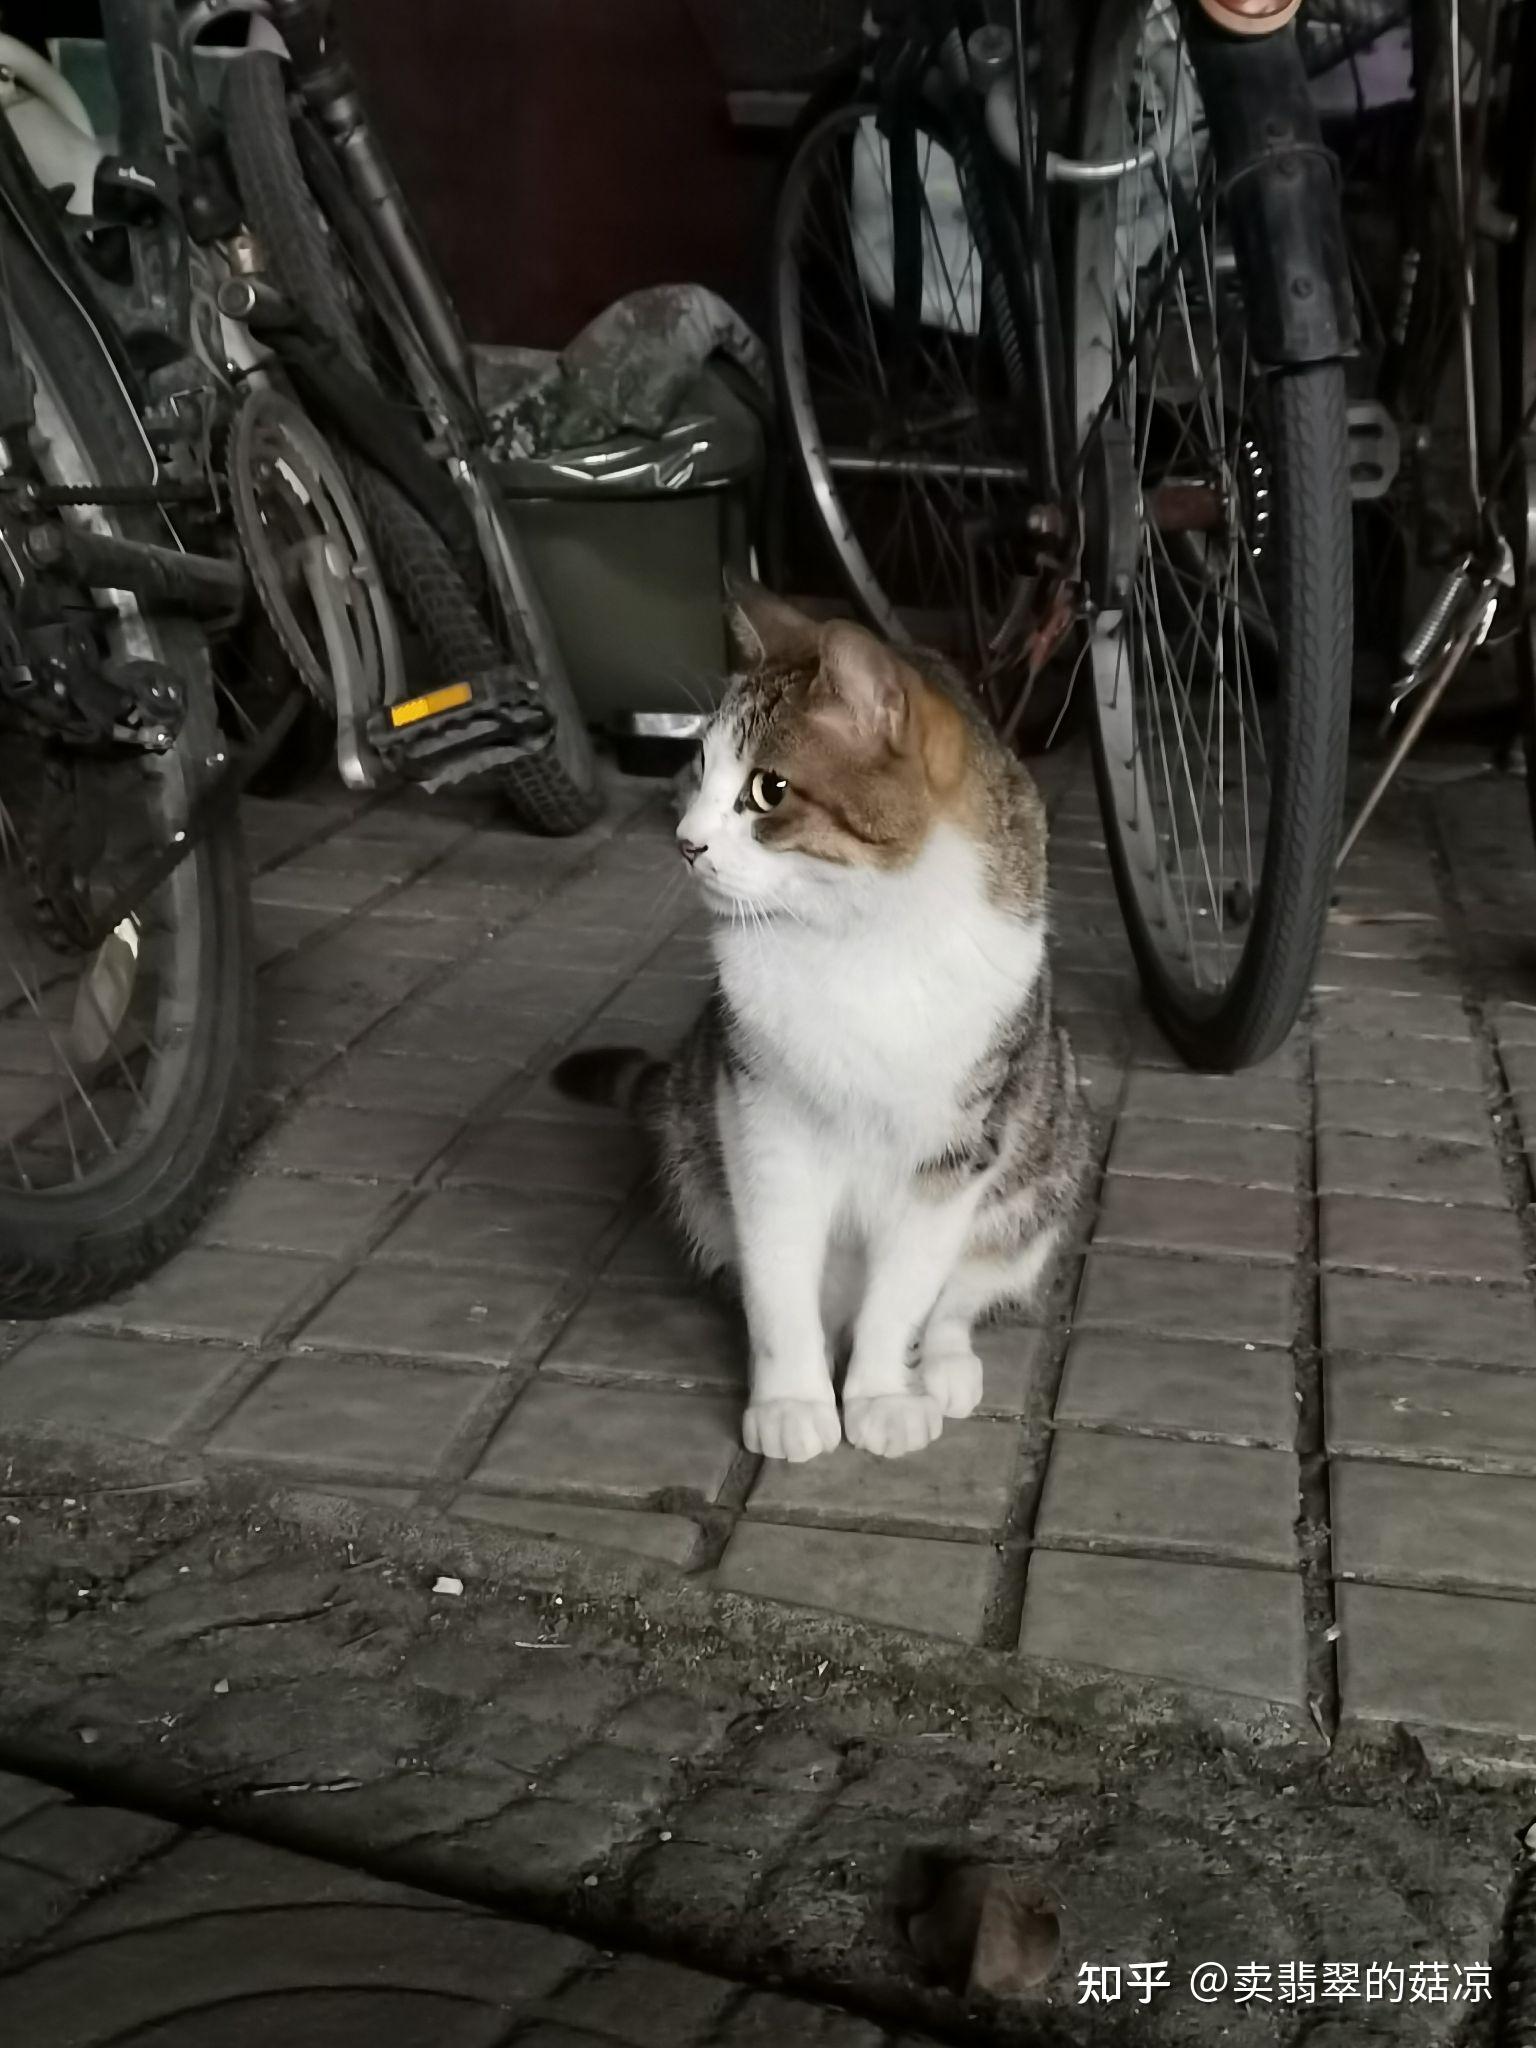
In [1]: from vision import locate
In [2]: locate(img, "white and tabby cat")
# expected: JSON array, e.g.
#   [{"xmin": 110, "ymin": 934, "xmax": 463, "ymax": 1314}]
[{"xmin": 557, "ymin": 585, "xmax": 1088, "ymax": 1462}]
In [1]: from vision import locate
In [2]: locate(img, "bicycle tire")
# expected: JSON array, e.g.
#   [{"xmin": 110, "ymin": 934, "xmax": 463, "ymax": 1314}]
[
  {"xmin": 222, "ymin": 52, "xmax": 603, "ymax": 835},
  {"xmin": 0, "ymin": 221, "xmax": 254, "ymax": 1314},
  {"xmin": 1072, "ymin": 0, "xmax": 1352, "ymax": 1071},
  {"xmin": 222, "ymin": 51, "xmax": 371, "ymax": 377}
]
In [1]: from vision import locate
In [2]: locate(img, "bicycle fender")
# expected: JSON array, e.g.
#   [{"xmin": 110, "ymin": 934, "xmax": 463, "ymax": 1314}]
[{"xmin": 1190, "ymin": 21, "xmax": 1358, "ymax": 367}]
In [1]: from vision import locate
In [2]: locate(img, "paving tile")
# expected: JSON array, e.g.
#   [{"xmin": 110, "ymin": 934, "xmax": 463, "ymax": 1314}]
[
  {"xmin": 479, "ymin": 924, "xmax": 650, "ymax": 974},
  {"xmin": 369, "ymin": 1001, "xmax": 553, "ymax": 1066},
  {"xmin": 714, "ymin": 1520, "xmax": 993, "ymax": 1643},
  {"xmin": 298, "ymin": 1263, "xmax": 558, "ymax": 1365},
  {"xmin": 310, "ymin": 1052, "xmax": 510, "ymax": 1117},
  {"xmin": 1315, "ymin": 1082, "xmax": 1492, "ymax": 1145},
  {"xmin": 1105, "ymin": 1118, "xmax": 1297, "ymax": 1191},
  {"xmin": 647, "ymin": 933, "xmax": 716, "ymax": 980},
  {"xmin": 256, "ymin": 1105, "xmax": 458, "ymax": 1181},
  {"xmin": 433, "ymin": 959, "xmax": 616, "ymax": 1019},
  {"xmin": 1320, "ymin": 1195, "xmax": 1526, "ymax": 1283},
  {"xmin": 252, "ymin": 866, "xmax": 382, "ymax": 913},
  {"xmin": 1491, "ymin": 1000, "xmax": 1536, "ymax": 1049},
  {"xmin": 1316, "ymin": 1130, "xmax": 1504, "ymax": 1206},
  {"xmin": 87, "ymin": 1249, "xmax": 321, "ymax": 1345},
  {"xmin": 255, "ymin": 904, "xmax": 337, "ymax": 964},
  {"xmin": 1332, "ymin": 1459, "xmax": 1536, "ymax": 1594},
  {"xmin": 597, "ymin": 973, "xmax": 706, "ymax": 1035},
  {"xmin": 972, "ymin": 1322, "xmax": 1048, "ymax": 1418},
  {"xmin": 1326, "ymin": 1354, "xmax": 1536, "ymax": 1473},
  {"xmin": 361, "ymin": 911, "xmax": 490, "ymax": 963},
  {"xmin": 268, "ymin": 941, "xmax": 438, "ymax": 1006},
  {"xmin": 1055, "ymin": 1331, "xmax": 1296, "ymax": 1446},
  {"xmin": 443, "ymin": 1114, "xmax": 646, "ymax": 1201},
  {"xmin": 0, "ymin": 1333, "xmax": 245, "ymax": 1445},
  {"xmin": 1118, "ymin": 1069, "xmax": 1302, "ymax": 1129},
  {"xmin": 748, "ymin": 1420, "xmax": 1020, "ymax": 1535},
  {"xmin": 1313, "ymin": 1032, "xmax": 1484, "ymax": 1090},
  {"xmin": 472, "ymin": 1380, "xmax": 739, "ymax": 1504},
  {"xmin": 1312, "ymin": 951, "xmax": 1459, "ymax": 997},
  {"xmin": 1336, "ymin": 1582, "xmax": 1536, "ymax": 1738},
  {"xmin": 261, "ymin": 987, "xmax": 394, "ymax": 1049},
  {"xmin": 1074, "ymin": 1249, "xmax": 1295, "ymax": 1346},
  {"xmin": 1322, "ymin": 913, "xmax": 1447, "ymax": 957},
  {"xmin": 1018, "ymin": 1550, "xmax": 1307, "ymax": 1706},
  {"xmin": 282, "ymin": 834, "xmax": 424, "ymax": 881},
  {"xmin": 449, "ymin": 1490, "xmax": 700, "ymax": 1566},
  {"xmin": 200, "ymin": 1175, "xmax": 399, "ymax": 1258},
  {"xmin": 1094, "ymin": 1176, "xmax": 1296, "ymax": 1263},
  {"xmin": 379, "ymin": 877, "xmax": 521, "ymax": 927},
  {"xmin": 207, "ymin": 1355, "xmax": 491, "ymax": 1478},
  {"xmin": 1313, "ymin": 991, "xmax": 1471, "ymax": 1041},
  {"xmin": 1322, "ymin": 1270, "xmax": 1535, "ymax": 1365},
  {"xmin": 379, "ymin": 1187, "xmax": 616, "ymax": 1273},
  {"xmin": 1035, "ymin": 1431, "xmax": 1297, "ymax": 1566},
  {"xmin": 604, "ymin": 1211, "xmax": 697, "ymax": 1289},
  {"xmin": 541, "ymin": 1284, "xmax": 744, "ymax": 1389}
]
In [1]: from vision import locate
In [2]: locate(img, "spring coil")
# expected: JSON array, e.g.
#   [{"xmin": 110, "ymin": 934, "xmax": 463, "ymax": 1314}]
[{"xmin": 1401, "ymin": 557, "xmax": 1472, "ymax": 672}]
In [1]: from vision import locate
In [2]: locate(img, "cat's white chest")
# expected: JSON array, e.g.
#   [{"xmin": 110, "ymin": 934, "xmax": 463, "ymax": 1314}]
[{"xmin": 713, "ymin": 831, "xmax": 1042, "ymax": 1156}]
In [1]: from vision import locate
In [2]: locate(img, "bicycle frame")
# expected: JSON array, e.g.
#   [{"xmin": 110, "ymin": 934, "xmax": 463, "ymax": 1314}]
[{"xmin": 259, "ymin": 0, "xmax": 572, "ymax": 710}]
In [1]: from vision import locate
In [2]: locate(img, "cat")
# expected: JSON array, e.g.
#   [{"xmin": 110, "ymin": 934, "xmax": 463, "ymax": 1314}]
[{"xmin": 556, "ymin": 583, "xmax": 1089, "ymax": 1462}]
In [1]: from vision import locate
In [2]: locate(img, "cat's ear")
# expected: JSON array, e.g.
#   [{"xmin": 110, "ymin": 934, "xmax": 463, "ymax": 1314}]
[
  {"xmin": 813, "ymin": 620, "xmax": 912, "ymax": 751},
  {"xmin": 723, "ymin": 573, "xmax": 820, "ymax": 669}
]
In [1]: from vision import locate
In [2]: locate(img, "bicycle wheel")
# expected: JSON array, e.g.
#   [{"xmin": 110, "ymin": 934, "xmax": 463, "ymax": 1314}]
[
  {"xmin": 0, "ymin": 224, "xmax": 253, "ymax": 1314},
  {"xmin": 222, "ymin": 52, "xmax": 603, "ymax": 835},
  {"xmin": 770, "ymin": 96, "xmax": 1066, "ymax": 745},
  {"xmin": 1073, "ymin": 0, "xmax": 1352, "ymax": 1070}
]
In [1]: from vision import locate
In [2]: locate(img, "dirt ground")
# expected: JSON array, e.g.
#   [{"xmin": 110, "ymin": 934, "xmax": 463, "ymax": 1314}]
[{"xmin": 0, "ymin": 1449, "xmax": 1525, "ymax": 2046}]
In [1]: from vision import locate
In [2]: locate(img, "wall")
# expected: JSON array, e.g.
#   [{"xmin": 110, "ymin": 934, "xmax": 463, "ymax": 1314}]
[{"xmin": 341, "ymin": 0, "xmax": 776, "ymax": 351}]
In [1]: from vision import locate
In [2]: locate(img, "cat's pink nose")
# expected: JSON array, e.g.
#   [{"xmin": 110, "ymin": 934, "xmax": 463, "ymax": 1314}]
[{"xmin": 679, "ymin": 839, "xmax": 707, "ymax": 867}]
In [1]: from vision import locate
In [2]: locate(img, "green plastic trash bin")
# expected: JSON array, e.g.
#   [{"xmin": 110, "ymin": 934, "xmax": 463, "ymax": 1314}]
[{"xmin": 493, "ymin": 367, "xmax": 764, "ymax": 752}]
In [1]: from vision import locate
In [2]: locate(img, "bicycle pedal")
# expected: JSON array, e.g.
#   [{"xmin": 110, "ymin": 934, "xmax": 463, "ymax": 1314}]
[{"xmin": 367, "ymin": 669, "xmax": 554, "ymax": 792}]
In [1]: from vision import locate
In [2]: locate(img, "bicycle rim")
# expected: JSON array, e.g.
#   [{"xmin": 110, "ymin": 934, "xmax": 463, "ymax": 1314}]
[{"xmin": 773, "ymin": 100, "xmax": 1039, "ymax": 723}]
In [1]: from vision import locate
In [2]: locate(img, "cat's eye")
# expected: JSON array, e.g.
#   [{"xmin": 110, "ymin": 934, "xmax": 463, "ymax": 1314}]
[{"xmin": 744, "ymin": 770, "xmax": 788, "ymax": 813}]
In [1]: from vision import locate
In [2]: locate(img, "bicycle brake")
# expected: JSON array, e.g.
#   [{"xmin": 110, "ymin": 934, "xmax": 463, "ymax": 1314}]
[{"xmin": 365, "ymin": 669, "xmax": 555, "ymax": 793}]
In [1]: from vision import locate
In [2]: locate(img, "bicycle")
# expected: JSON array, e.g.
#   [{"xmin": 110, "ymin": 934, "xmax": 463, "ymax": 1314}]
[
  {"xmin": 213, "ymin": 0, "xmax": 605, "ymax": 834},
  {"xmin": 0, "ymin": 26, "xmax": 258, "ymax": 1313},
  {"xmin": 771, "ymin": 0, "xmax": 1358, "ymax": 1069},
  {"xmin": 1301, "ymin": 0, "xmax": 1536, "ymax": 861}
]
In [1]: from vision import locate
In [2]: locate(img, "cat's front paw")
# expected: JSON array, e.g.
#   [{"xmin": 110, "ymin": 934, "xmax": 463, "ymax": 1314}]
[
  {"xmin": 744, "ymin": 1398, "xmax": 842, "ymax": 1463},
  {"xmin": 844, "ymin": 1391, "xmax": 943, "ymax": 1459},
  {"xmin": 920, "ymin": 1342, "xmax": 984, "ymax": 1419}
]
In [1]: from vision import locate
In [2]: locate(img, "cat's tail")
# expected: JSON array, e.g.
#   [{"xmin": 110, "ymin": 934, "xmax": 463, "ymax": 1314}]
[{"xmin": 552, "ymin": 1046, "xmax": 669, "ymax": 1123}]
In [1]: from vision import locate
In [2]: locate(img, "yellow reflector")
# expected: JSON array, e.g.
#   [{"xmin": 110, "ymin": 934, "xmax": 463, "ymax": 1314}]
[{"xmin": 389, "ymin": 681, "xmax": 473, "ymax": 728}]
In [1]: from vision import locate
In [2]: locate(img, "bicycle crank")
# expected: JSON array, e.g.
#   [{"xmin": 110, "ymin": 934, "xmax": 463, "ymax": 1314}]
[{"xmin": 227, "ymin": 388, "xmax": 403, "ymax": 789}]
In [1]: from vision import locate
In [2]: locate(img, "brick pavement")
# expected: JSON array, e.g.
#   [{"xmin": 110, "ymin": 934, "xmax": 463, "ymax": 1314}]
[
  {"xmin": 0, "ymin": 1770, "xmax": 937, "ymax": 2047},
  {"xmin": 2, "ymin": 747, "xmax": 1535, "ymax": 1756}
]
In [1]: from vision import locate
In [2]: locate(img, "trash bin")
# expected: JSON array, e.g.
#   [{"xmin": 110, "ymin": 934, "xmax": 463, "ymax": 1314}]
[{"xmin": 492, "ymin": 366, "xmax": 765, "ymax": 761}]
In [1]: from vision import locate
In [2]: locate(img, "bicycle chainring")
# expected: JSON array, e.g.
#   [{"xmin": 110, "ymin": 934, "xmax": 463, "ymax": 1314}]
[{"xmin": 227, "ymin": 389, "xmax": 401, "ymax": 718}]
